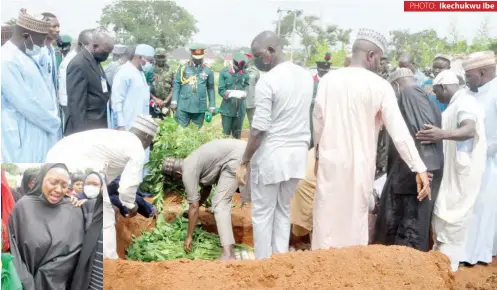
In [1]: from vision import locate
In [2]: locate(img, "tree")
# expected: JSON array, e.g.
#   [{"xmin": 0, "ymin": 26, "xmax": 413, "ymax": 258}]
[
  {"xmin": 335, "ymin": 28, "xmax": 352, "ymax": 51},
  {"xmin": 471, "ymin": 16, "xmax": 491, "ymax": 51},
  {"xmin": 308, "ymin": 40, "xmax": 330, "ymax": 65},
  {"xmin": 6, "ymin": 18, "xmax": 16, "ymax": 25},
  {"xmin": 99, "ymin": 0, "xmax": 198, "ymax": 52},
  {"xmin": 2, "ymin": 163, "xmax": 20, "ymax": 175},
  {"xmin": 211, "ymin": 57, "xmax": 225, "ymax": 72}
]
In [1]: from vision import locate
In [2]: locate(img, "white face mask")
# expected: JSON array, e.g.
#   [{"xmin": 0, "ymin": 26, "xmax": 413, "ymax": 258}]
[
  {"xmin": 84, "ymin": 185, "xmax": 100, "ymax": 199},
  {"xmin": 24, "ymin": 35, "xmax": 41, "ymax": 57}
]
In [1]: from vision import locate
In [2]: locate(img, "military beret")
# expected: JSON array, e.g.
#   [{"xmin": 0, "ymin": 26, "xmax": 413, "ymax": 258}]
[{"xmin": 233, "ymin": 51, "xmax": 249, "ymax": 63}]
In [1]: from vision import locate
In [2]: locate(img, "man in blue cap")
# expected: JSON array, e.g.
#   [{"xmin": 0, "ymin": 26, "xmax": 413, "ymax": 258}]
[{"xmin": 171, "ymin": 44, "xmax": 215, "ymax": 128}]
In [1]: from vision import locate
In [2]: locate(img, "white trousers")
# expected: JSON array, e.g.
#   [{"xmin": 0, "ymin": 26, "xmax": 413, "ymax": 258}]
[
  {"xmin": 251, "ymin": 177, "xmax": 300, "ymax": 259},
  {"xmin": 103, "ymin": 185, "xmax": 119, "ymax": 259}
]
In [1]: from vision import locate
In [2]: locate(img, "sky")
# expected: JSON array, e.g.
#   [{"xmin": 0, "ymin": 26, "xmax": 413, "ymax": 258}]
[{"xmin": 1, "ymin": 0, "xmax": 496, "ymax": 47}]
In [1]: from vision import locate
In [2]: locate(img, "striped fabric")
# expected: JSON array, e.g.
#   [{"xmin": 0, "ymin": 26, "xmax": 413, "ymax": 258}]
[{"xmin": 89, "ymin": 232, "xmax": 103, "ymax": 290}]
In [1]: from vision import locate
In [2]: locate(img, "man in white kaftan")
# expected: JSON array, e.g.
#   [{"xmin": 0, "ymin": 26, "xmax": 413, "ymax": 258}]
[
  {"xmin": 417, "ymin": 70, "xmax": 486, "ymax": 272},
  {"xmin": 312, "ymin": 29, "xmax": 430, "ymax": 250},
  {"xmin": 460, "ymin": 52, "xmax": 497, "ymax": 265},
  {"xmin": 1, "ymin": 10, "xmax": 61, "ymax": 162},
  {"xmin": 45, "ymin": 115, "xmax": 158, "ymax": 259}
]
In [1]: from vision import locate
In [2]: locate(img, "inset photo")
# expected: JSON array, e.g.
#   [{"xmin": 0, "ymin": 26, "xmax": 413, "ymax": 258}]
[{"xmin": 1, "ymin": 163, "xmax": 103, "ymax": 290}]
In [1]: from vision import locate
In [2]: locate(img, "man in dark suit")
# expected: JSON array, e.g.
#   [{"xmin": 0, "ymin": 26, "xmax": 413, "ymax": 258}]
[{"xmin": 65, "ymin": 30, "xmax": 114, "ymax": 136}]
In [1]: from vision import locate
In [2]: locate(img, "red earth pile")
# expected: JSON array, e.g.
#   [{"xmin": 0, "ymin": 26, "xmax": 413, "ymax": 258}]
[
  {"xmin": 110, "ymin": 191, "xmax": 497, "ymax": 289},
  {"xmin": 104, "ymin": 245, "xmax": 458, "ymax": 290}
]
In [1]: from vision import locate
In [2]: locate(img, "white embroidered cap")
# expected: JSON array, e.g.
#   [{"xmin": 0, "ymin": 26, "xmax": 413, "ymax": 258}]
[{"xmin": 355, "ymin": 28, "xmax": 388, "ymax": 54}]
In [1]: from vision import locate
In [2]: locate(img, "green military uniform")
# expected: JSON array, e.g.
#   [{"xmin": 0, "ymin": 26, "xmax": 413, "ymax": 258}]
[
  {"xmin": 55, "ymin": 34, "xmax": 72, "ymax": 69},
  {"xmin": 310, "ymin": 53, "xmax": 331, "ymax": 149},
  {"xmin": 172, "ymin": 44, "xmax": 215, "ymax": 128},
  {"xmin": 218, "ymin": 52, "xmax": 250, "ymax": 138}
]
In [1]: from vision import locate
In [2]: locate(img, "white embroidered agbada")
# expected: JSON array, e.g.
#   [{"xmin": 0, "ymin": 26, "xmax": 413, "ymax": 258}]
[
  {"xmin": 312, "ymin": 67, "xmax": 427, "ymax": 249},
  {"xmin": 432, "ymin": 86, "xmax": 486, "ymax": 272}
]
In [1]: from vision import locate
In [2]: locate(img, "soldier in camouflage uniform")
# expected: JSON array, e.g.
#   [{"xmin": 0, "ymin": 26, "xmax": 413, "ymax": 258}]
[
  {"xmin": 171, "ymin": 44, "xmax": 215, "ymax": 128},
  {"xmin": 218, "ymin": 52, "xmax": 250, "ymax": 138},
  {"xmin": 150, "ymin": 47, "xmax": 175, "ymax": 118}
]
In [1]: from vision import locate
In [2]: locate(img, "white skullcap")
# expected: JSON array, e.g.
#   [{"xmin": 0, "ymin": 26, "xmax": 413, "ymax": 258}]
[
  {"xmin": 433, "ymin": 70, "xmax": 459, "ymax": 85},
  {"xmin": 112, "ymin": 44, "xmax": 127, "ymax": 54},
  {"xmin": 433, "ymin": 54, "xmax": 452, "ymax": 63},
  {"xmin": 131, "ymin": 115, "xmax": 159, "ymax": 137},
  {"xmin": 462, "ymin": 51, "xmax": 496, "ymax": 71},
  {"xmin": 355, "ymin": 28, "xmax": 388, "ymax": 54},
  {"xmin": 388, "ymin": 68, "xmax": 414, "ymax": 83},
  {"xmin": 135, "ymin": 44, "xmax": 155, "ymax": 57}
]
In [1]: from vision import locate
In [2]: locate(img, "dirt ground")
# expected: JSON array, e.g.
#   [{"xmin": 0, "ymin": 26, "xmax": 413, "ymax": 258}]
[
  {"xmin": 105, "ymin": 245, "xmax": 465, "ymax": 290},
  {"xmin": 111, "ymin": 191, "xmax": 497, "ymax": 289}
]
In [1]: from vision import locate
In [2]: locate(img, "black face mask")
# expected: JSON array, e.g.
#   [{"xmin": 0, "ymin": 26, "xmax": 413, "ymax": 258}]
[
  {"xmin": 254, "ymin": 55, "xmax": 271, "ymax": 72},
  {"xmin": 233, "ymin": 60, "xmax": 246, "ymax": 72},
  {"xmin": 94, "ymin": 52, "xmax": 109, "ymax": 63}
]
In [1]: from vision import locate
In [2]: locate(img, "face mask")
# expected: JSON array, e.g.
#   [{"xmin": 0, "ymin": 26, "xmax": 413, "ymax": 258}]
[
  {"xmin": 93, "ymin": 51, "xmax": 110, "ymax": 63},
  {"xmin": 253, "ymin": 53, "xmax": 272, "ymax": 72},
  {"xmin": 142, "ymin": 60, "xmax": 154, "ymax": 72},
  {"xmin": 192, "ymin": 58, "xmax": 203, "ymax": 66},
  {"xmin": 84, "ymin": 185, "xmax": 100, "ymax": 199},
  {"xmin": 24, "ymin": 35, "xmax": 41, "ymax": 57}
]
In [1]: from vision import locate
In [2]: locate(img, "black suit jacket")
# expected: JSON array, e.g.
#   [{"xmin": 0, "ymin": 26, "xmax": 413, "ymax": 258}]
[{"xmin": 65, "ymin": 49, "xmax": 111, "ymax": 136}]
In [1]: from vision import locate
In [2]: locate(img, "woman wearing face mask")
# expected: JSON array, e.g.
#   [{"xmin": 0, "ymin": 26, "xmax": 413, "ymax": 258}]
[
  {"xmin": 70, "ymin": 171, "xmax": 104, "ymax": 290},
  {"xmin": 1, "ymin": 9, "xmax": 62, "ymax": 163},
  {"xmin": 8, "ymin": 163, "xmax": 86, "ymax": 290}
]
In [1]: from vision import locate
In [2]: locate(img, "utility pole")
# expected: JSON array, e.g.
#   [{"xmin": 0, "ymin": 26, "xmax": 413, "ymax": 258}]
[
  {"xmin": 277, "ymin": 8, "xmax": 282, "ymax": 38},
  {"xmin": 290, "ymin": 10, "xmax": 303, "ymax": 62}
]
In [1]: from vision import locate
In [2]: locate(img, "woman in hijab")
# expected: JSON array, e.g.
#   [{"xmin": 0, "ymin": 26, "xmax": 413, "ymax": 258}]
[
  {"xmin": 8, "ymin": 163, "xmax": 86, "ymax": 290},
  {"xmin": 71, "ymin": 171, "xmax": 104, "ymax": 290},
  {"xmin": 12, "ymin": 170, "xmax": 38, "ymax": 201}
]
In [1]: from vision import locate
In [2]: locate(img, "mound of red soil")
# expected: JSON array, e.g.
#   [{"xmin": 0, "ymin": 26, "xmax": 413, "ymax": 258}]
[{"xmin": 104, "ymin": 245, "xmax": 457, "ymax": 290}]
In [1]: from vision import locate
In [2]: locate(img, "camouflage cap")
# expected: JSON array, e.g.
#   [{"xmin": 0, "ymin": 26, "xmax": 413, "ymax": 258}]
[{"xmin": 155, "ymin": 47, "xmax": 166, "ymax": 56}]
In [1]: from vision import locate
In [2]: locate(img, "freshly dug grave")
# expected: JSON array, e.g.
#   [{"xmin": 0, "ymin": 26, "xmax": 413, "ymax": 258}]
[
  {"xmin": 115, "ymin": 192, "xmax": 253, "ymax": 259},
  {"xmin": 104, "ymin": 245, "xmax": 457, "ymax": 290}
]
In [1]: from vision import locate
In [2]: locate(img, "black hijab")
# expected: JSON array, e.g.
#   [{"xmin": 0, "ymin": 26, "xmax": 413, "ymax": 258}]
[
  {"xmin": 70, "ymin": 171, "xmax": 103, "ymax": 290},
  {"xmin": 26, "ymin": 163, "xmax": 69, "ymax": 205},
  {"xmin": 19, "ymin": 171, "xmax": 37, "ymax": 196}
]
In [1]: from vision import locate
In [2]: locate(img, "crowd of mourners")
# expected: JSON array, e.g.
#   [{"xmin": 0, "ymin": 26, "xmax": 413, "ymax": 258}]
[{"xmin": 1, "ymin": 7, "xmax": 496, "ymax": 290}]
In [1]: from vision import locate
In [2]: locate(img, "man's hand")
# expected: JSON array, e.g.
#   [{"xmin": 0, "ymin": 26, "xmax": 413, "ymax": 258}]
[
  {"xmin": 209, "ymin": 108, "xmax": 215, "ymax": 113},
  {"xmin": 113, "ymin": 205, "xmax": 120, "ymax": 221},
  {"xmin": 125, "ymin": 204, "xmax": 139, "ymax": 218},
  {"xmin": 70, "ymin": 196, "xmax": 87, "ymax": 207},
  {"xmin": 154, "ymin": 98, "xmax": 164, "ymax": 107},
  {"xmin": 184, "ymin": 235, "xmax": 193, "ymax": 253},
  {"xmin": 416, "ymin": 124, "xmax": 446, "ymax": 144},
  {"xmin": 236, "ymin": 163, "xmax": 248, "ymax": 186},
  {"xmin": 416, "ymin": 171, "xmax": 432, "ymax": 201}
]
